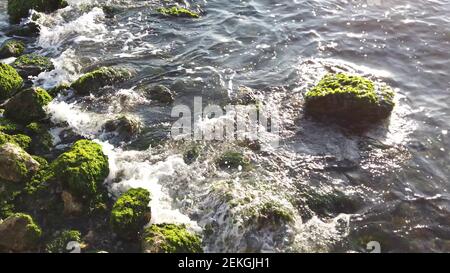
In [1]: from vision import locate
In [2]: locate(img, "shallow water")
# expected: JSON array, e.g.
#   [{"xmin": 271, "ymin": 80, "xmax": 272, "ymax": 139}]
[{"xmin": 1, "ymin": 0, "xmax": 450, "ymax": 252}]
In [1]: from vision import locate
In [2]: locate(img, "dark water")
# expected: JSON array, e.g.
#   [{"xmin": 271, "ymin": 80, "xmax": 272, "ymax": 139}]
[{"xmin": 1, "ymin": 0, "xmax": 450, "ymax": 252}]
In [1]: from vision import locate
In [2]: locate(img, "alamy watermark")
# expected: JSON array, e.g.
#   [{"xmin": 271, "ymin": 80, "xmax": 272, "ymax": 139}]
[{"xmin": 170, "ymin": 97, "xmax": 281, "ymax": 149}]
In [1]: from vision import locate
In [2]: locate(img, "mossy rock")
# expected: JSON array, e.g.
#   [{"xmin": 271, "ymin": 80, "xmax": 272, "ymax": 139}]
[
  {"xmin": 0, "ymin": 132, "xmax": 32, "ymax": 150},
  {"xmin": 0, "ymin": 213, "xmax": 42, "ymax": 252},
  {"xmin": 110, "ymin": 188, "xmax": 151, "ymax": 239},
  {"xmin": 142, "ymin": 224, "xmax": 203, "ymax": 253},
  {"xmin": 25, "ymin": 122, "xmax": 54, "ymax": 156},
  {"xmin": 0, "ymin": 63, "xmax": 23, "ymax": 101},
  {"xmin": 6, "ymin": 22, "xmax": 41, "ymax": 37},
  {"xmin": 47, "ymin": 82, "xmax": 70, "ymax": 97},
  {"xmin": 50, "ymin": 140, "xmax": 109, "ymax": 206},
  {"xmin": 7, "ymin": 0, "xmax": 68, "ymax": 24},
  {"xmin": 102, "ymin": 116, "xmax": 141, "ymax": 143},
  {"xmin": 0, "ymin": 181, "xmax": 23, "ymax": 219},
  {"xmin": 71, "ymin": 66, "xmax": 133, "ymax": 96},
  {"xmin": 4, "ymin": 87, "xmax": 52, "ymax": 124},
  {"xmin": 141, "ymin": 84, "xmax": 175, "ymax": 104},
  {"xmin": 304, "ymin": 73, "xmax": 395, "ymax": 123},
  {"xmin": 0, "ymin": 117, "xmax": 23, "ymax": 134},
  {"xmin": 304, "ymin": 189, "xmax": 361, "ymax": 217},
  {"xmin": 216, "ymin": 151, "xmax": 251, "ymax": 170},
  {"xmin": 156, "ymin": 6, "xmax": 200, "ymax": 18},
  {"xmin": 12, "ymin": 53, "xmax": 55, "ymax": 78},
  {"xmin": 45, "ymin": 230, "xmax": 81, "ymax": 253},
  {"xmin": 249, "ymin": 202, "xmax": 295, "ymax": 228},
  {"xmin": 0, "ymin": 143, "xmax": 40, "ymax": 183},
  {"xmin": 0, "ymin": 39, "xmax": 25, "ymax": 58}
]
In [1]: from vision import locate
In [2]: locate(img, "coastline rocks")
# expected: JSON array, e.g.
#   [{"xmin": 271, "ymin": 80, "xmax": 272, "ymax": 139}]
[
  {"xmin": 45, "ymin": 229, "xmax": 81, "ymax": 253},
  {"xmin": 0, "ymin": 213, "xmax": 42, "ymax": 252},
  {"xmin": 50, "ymin": 140, "xmax": 109, "ymax": 207},
  {"xmin": 25, "ymin": 122, "xmax": 54, "ymax": 156},
  {"xmin": 141, "ymin": 85, "xmax": 175, "ymax": 104},
  {"xmin": 71, "ymin": 66, "xmax": 133, "ymax": 96},
  {"xmin": 0, "ymin": 132, "xmax": 32, "ymax": 150},
  {"xmin": 0, "ymin": 63, "xmax": 23, "ymax": 101},
  {"xmin": 216, "ymin": 151, "xmax": 251, "ymax": 170},
  {"xmin": 156, "ymin": 7, "xmax": 200, "ymax": 18},
  {"xmin": 0, "ymin": 143, "xmax": 40, "ymax": 183},
  {"xmin": 7, "ymin": 0, "xmax": 68, "ymax": 24},
  {"xmin": 12, "ymin": 54, "xmax": 55, "ymax": 78},
  {"xmin": 0, "ymin": 39, "xmax": 25, "ymax": 58},
  {"xmin": 110, "ymin": 188, "xmax": 151, "ymax": 239},
  {"xmin": 304, "ymin": 73, "xmax": 395, "ymax": 124},
  {"xmin": 102, "ymin": 116, "xmax": 141, "ymax": 143},
  {"xmin": 4, "ymin": 87, "xmax": 52, "ymax": 124},
  {"xmin": 141, "ymin": 224, "xmax": 203, "ymax": 253}
]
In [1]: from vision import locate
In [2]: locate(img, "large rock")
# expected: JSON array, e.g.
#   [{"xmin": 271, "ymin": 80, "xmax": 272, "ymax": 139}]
[
  {"xmin": 102, "ymin": 116, "xmax": 141, "ymax": 143},
  {"xmin": 0, "ymin": 63, "xmax": 23, "ymax": 101},
  {"xmin": 156, "ymin": 6, "xmax": 200, "ymax": 18},
  {"xmin": 12, "ymin": 53, "xmax": 55, "ymax": 78},
  {"xmin": 7, "ymin": 0, "xmax": 68, "ymax": 24},
  {"xmin": 141, "ymin": 224, "xmax": 203, "ymax": 253},
  {"xmin": 0, "ymin": 213, "xmax": 42, "ymax": 252},
  {"xmin": 110, "ymin": 188, "xmax": 151, "ymax": 239},
  {"xmin": 0, "ymin": 143, "xmax": 40, "ymax": 183},
  {"xmin": 50, "ymin": 140, "xmax": 109, "ymax": 205},
  {"xmin": 71, "ymin": 66, "xmax": 133, "ymax": 95},
  {"xmin": 304, "ymin": 73, "xmax": 395, "ymax": 123},
  {"xmin": 0, "ymin": 39, "xmax": 25, "ymax": 59},
  {"xmin": 4, "ymin": 87, "xmax": 52, "ymax": 124},
  {"xmin": 0, "ymin": 132, "xmax": 32, "ymax": 150}
]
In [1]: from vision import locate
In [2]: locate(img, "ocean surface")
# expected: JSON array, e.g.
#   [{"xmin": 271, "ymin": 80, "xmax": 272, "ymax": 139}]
[{"xmin": 1, "ymin": 0, "xmax": 450, "ymax": 252}]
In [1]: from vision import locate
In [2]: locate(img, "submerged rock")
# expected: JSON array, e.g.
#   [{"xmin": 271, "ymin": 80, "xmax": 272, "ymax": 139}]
[
  {"xmin": 216, "ymin": 151, "xmax": 251, "ymax": 170},
  {"xmin": 12, "ymin": 53, "xmax": 55, "ymax": 78},
  {"xmin": 45, "ymin": 229, "xmax": 81, "ymax": 253},
  {"xmin": 0, "ymin": 213, "xmax": 42, "ymax": 252},
  {"xmin": 0, "ymin": 143, "xmax": 40, "ymax": 183},
  {"xmin": 4, "ymin": 87, "xmax": 52, "ymax": 124},
  {"xmin": 50, "ymin": 140, "xmax": 109, "ymax": 207},
  {"xmin": 0, "ymin": 63, "xmax": 23, "ymax": 101},
  {"xmin": 7, "ymin": 0, "xmax": 68, "ymax": 24},
  {"xmin": 102, "ymin": 116, "xmax": 141, "ymax": 143},
  {"xmin": 141, "ymin": 85, "xmax": 175, "ymax": 104},
  {"xmin": 110, "ymin": 188, "xmax": 151, "ymax": 239},
  {"xmin": 71, "ymin": 66, "xmax": 133, "ymax": 96},
  {"xmin": 156, "ymin": 6, "xmax": 200, "ymax": 18},
  {"xmin": 0, "ymin": 39, "xmax": 25, "ymax": 58},
  {"xmin": 304, "ymin": 73, "xmax": 395, "ymax": 123},
  {"xmin": 141, "ymin": 224, "xmax": 203, "ymax": 253},
  {"xmin": 6, "ymin": 22, "xmax": 41, "ymax": 37}
]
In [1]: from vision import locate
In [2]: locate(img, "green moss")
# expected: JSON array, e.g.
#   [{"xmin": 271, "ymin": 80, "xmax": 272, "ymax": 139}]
[
  {"xmin": 304, "ymin": 73, "xmax": 395, "ymax": 122},
  {"xmin": 216, "ymin": 151, "xmax": 251, "ymax": 170},
  {"xmin": 0, "ymin": 132, "xmax": 32, "ymax": 150},
  {"xmin": 4, "ymin": 87, "xmax": 52, "ymax": 124},
  {"xmin": 11, "ymin": 213, "xmax": 42, "ymax": 243},
  {"xmin": 71, "ymin": 66, "xmax": 133, "ymax": 95},
  {"xmin": 7, "ymin": 0, "xmax": 68, "ymax": 24},
  {"xmin": 26, "ymin": 122, "xmax": 53, "ymax": 155},
  {"xmin": 0, "ymin": 117, "xmax": 22, "ymax": 134},
  {"xmin": 142, "ymin": 224, "xmax": 203, "ymax": 253},
  {"xmin": 156, "ymin": 6, "xmax": 200, "ymax": 18},
  {"xmin": 0, "ymin": 63, "xmax": 23, "ymax": 101},
  {"xmin": 45, "ymin": 230, "xmax": 81, "ymax": 253},
  {"xmin": 110, "ymin": 188, "xmax": 151, "ymax": 238},
  {"xmin": 50, "ymin": 140, "xmax": 109, "ymax": 204},
  {"xmin": 0, "ymin": 39, "xmax": 25, "ymax": 58},
  {"xmin": 0, "ymin": 181, "xmax": 22, "ymax": 219},
  {"xmin": 47, "ymin": 83, "xmax": 70, "ymax": 97},
  {"xmin": 12, "ymin": 53, "xmax": 55, "ymax": 78}
]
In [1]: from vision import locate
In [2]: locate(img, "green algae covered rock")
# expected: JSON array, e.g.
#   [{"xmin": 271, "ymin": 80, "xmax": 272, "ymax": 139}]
[
  {"xmin": 45, "ymin": 229, "xmax": 81, "ymax": 253},
  {"xmin": 7, "ymin": 0, "xmax": 68, "ymax": 24},
  {"xmin": 110, "ymin": 188, "xmax": 151, "ymax": 238},
  {"xmin": 0, "ymin": 63, "xmax": 23, "ymax": 101},
  {"xmin": 0, "ymin": 213, "xmax": 42, "ymax": 251},
  {"xmin": 304, "ymin": 73, "xmax": 395, "ymax": 123},
  {"xmin": 71, "ymin": 66, "xmax": 133, "ymax": 95},
  {"xmin": 216, "ymin": 151, "xmax": 251, "ymax": 170},
  {"xmin": 4, "ymin": 87, "xmax": 52, "ymax": 124},
  {"xmin": 157, "ymin": 6, "xmax": 200, "ymax": 18},
  {"xmin": 0, "ymin": 39, "xmax": 25, "ymax": 58},
  {"xmin": 103, "ymin": 115, "xmax": 141, "ymax": 143},
  {"xmin": 0, "ymin": 117, "xmax": 22, "ymax": 134},
  {"xmin": 0, "ymin": 132, "xmax": 32, "ymax": 150},
  {"xmin": 142, "ymin": 224, "xmax": 202, "ymax": 253},
  {"xmin": 141, "ymin": 84, "xmax": 175, "ymax": 104},
  {"xmin": 50, "ymin": 140, "xmax": 109, "ymax": 204},
  {"xmin": 25, "ymin": 122, "xmax": 54, "ymax": 156},
  {"xmin": 0, "ymin": 143, "xmax": 39, "ymax": 183},
  {"xmin": 12, "ymin": 53, "xmax": 55, "ymax": 78}
]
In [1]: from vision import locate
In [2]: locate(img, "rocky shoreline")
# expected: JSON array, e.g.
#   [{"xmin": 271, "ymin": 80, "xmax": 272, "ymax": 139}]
[{"xmin": 0, "ymin": 0, "xmax": 397, "ymax": 253}]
